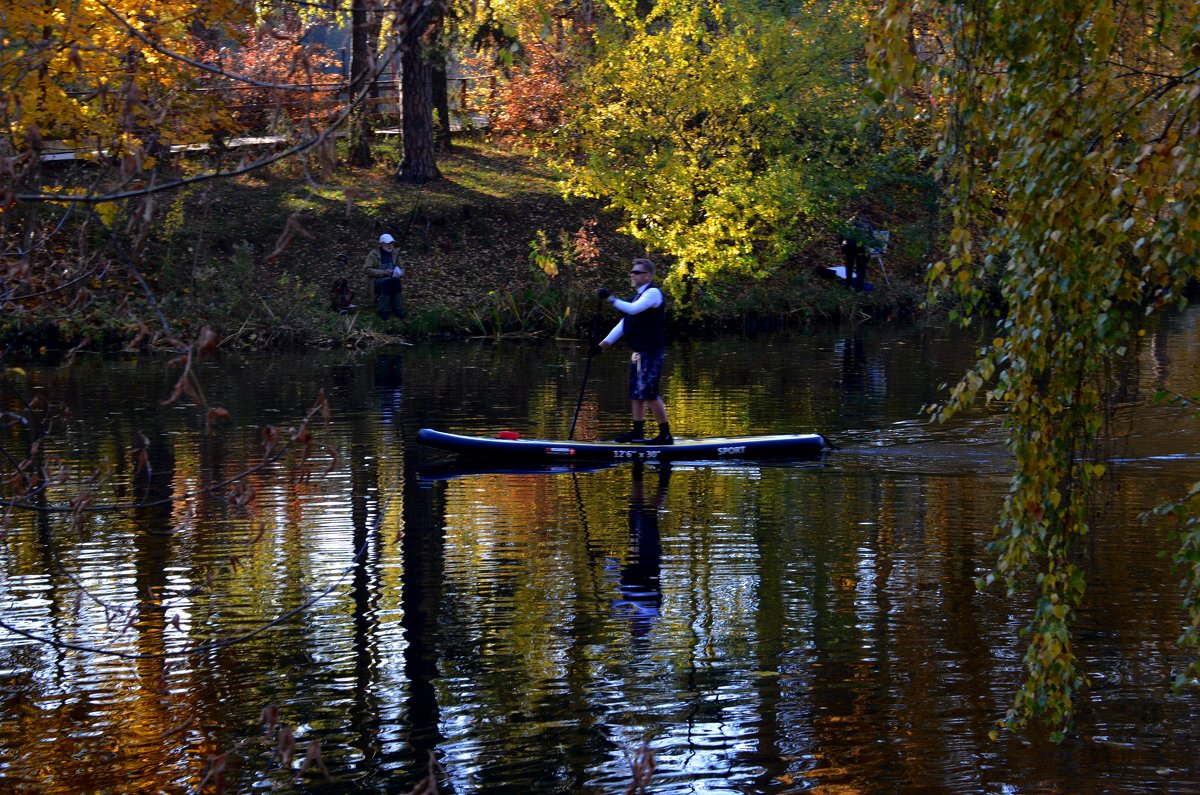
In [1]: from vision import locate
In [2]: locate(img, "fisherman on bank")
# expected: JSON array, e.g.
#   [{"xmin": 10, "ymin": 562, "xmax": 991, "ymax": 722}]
[
  {"xmin": 594, "ymin": 258, "xmax": 673, "ymax": 445},
  {"xmin": 364, "ymin": 233, "xmax": 405, "ymax": 321}
]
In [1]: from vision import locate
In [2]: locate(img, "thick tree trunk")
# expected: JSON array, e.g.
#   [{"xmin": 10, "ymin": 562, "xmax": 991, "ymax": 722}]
[
  {"xmin": 398, "ymin": 42, "xmax": 441, "ymax": 184},
  {"xmin": 347, "ymin": 0, "xmax": 373, "ymax": 167}
]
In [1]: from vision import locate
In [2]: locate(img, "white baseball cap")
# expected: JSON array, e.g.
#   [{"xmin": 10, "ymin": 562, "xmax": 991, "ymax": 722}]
[{"xmin": 379, "ymin": 233, "xmax": 395, "ymax": 244}]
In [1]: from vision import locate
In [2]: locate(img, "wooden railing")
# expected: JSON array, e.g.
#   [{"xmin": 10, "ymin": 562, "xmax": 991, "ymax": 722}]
[{"xmin": 42, "ymin": 75, "xmax": 497, "ymax": 161}]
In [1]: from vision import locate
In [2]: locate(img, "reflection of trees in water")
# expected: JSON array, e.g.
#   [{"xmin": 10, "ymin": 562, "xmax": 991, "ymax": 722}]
[
  {"xmin": 347, "ymin": 421, "xmax": 385, "ymax": 780},
  {"xmin": 364, "ymin": 349, "xmax": 448, "ymax": 789},
  {"xmin": 0, "ymin": 359, "xmax": 390, "ymax": 791},
  {"xmin": 399, "ymin": 454, "xmax": 446, "ymax": 786},
  {"xmin": 10, "ymin": 329, "xmax": 1200, "ymax": 791},
  {"xmin": 375, "ymin": 353, "xmax": 404, "ymax": 426}
]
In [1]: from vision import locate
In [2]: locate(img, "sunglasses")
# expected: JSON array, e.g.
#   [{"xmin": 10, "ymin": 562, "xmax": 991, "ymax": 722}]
[{"xmin": 630, "ymin": 270, "xmax": 648, "ymax": 275}]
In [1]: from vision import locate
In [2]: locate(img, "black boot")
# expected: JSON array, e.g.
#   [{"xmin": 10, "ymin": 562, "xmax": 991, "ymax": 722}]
[
  {"xmin": 613, "ymin": 421, "xmax": 645, "ymax": 443},
  {"xmin": 644, "ymin": 422, "xmax": 673, "ymax": 445}
]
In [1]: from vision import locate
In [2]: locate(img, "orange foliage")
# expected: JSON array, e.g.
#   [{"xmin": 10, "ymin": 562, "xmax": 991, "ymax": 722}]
[
  {"xmin": 476, "ymin": 38, "xmax": 582, "ymax": 134},
  {"xmin": 192, "ymin": 17, "xmax": 345, "ymax": 134}
]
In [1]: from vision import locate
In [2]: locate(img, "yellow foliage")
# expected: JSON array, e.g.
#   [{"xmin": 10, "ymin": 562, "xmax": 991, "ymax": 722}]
[
  {"xmin": 871, "ymin": 0, "xmax": 1200, "ymax": 739},
  {"xmin": 96, "ymin": 201, "xmax": 119, "ymax": 228},
  {"xmin": 2, "ymin": 0, "xmax": 253, "ymax": 150},
  {"xmin": 560, "ymin": 0, "xmax": 873, "ymax": 298}
]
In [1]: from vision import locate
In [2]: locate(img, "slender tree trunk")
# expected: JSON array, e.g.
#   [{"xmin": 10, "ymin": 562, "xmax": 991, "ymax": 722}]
[
  {"xmin": 431, "ymin": 49, "xmax": 453, "ymax": 152},
  {"xmin": 367, "ymin": 0, "xmax": 383, "ymax": 101},
  {"xmin": 398, "ymin": 40, "xmax": 441, "ymax": 184},
  {"xmin": 348, "ymin": 0, "xmax": 373, "ymax": 167}
]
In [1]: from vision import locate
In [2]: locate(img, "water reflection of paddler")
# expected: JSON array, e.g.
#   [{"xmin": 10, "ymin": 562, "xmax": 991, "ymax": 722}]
[
  {"xmin": 375, "ymin": 352, "xmax": 404, "ymax": 425},
  {"xmin": 838, "ymin": 336, "xmax": 867, "ymax": 391},
  {"xmin": 835, "ymin": 336, "xmax": 887, "ymax": 398},
  {"xmin": 615, "ymin": 461, "xmax": 668, "ymax": 637}
]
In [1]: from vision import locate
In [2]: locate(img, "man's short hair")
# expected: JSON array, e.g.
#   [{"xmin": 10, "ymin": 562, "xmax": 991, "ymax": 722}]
[{"xmin": 632, "ymin": 258, "xmax": 656, "ymax": 275}]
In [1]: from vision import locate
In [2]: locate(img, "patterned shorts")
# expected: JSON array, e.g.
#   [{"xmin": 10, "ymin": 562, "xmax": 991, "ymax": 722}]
[{"xmin": 628, "ymin": 350, "xmax": 665, "ymax": 400}]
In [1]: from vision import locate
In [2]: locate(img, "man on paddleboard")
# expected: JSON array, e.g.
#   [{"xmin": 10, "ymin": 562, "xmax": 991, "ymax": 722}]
[{"xmin": 595, "ymin": 258, "xmax": 673, "ymax": 445}]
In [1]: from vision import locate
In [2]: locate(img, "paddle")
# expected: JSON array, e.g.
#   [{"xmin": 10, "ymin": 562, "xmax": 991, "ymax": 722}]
[{"xmin": 568, "ymin": 293, "xmax": 605, "ymax": 440}]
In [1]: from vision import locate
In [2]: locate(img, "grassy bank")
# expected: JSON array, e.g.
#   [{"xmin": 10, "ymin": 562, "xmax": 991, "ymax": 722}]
[{"xmin": 10, "ymin": 136, "xmax": 933, "ymax": 354}]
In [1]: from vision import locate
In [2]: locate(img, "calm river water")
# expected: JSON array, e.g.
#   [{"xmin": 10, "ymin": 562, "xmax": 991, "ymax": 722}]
[{"xmin": 3, "ymin": 313, "xmax": 1200, "ymax": 793}]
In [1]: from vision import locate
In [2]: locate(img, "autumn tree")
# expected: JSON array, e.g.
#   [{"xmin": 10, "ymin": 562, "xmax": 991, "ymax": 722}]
[
  {"xmin": 465, "ymin": 0, "xmax": 595, "ymax": 135},
  {"xmin": 1, "ymin": 0, "xmax": 253, "ymax": 155},
  {"xmin": 483, "ymin": 38, "xmax": 579, "ymax": 133},
  {"xmin": 870, "ymin": 0, "xmax": 1200, "ymax": 739},
  {"xmin": 3, "ymin": 0, "xmax": 261, "ymax": 345},
  {"xmin": 558, "ymin": 0, "xmax": 878, "ymax": 300},
  {"xmin": 193, "ymin": 9, "xmax": 345, "ymax": 135},
  {"xmin": 0, "ymin": 0, "xmax": 426, "ymax": 535}
]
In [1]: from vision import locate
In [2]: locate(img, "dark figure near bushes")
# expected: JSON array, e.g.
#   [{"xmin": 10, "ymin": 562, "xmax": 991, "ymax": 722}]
[
  {"xmin": 331, "ymin": 278, "xmax": 354, "ymax": 313},
  {"xmin": 331, "ymin": 254, "xmax": 355, "ymax": 313},
  {"xmin": 840, "ymin": 215, "xmax": 875, "ymax": 291}
]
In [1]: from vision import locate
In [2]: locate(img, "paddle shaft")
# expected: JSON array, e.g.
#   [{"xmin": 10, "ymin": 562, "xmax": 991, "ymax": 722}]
[{"xmin": 568, "ymin": 295, "xmax": 604, "ymax": 440}]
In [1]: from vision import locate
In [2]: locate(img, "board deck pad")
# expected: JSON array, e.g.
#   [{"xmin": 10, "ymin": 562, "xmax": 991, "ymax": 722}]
[{"xmin": 417, "ymin": 428, "xmax": 828, "ymax": 463}]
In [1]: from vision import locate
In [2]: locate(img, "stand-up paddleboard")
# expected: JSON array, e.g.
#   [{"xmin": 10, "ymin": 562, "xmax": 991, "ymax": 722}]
[{"xmin": 417, "ymin": 428, "xmax": 828, "ymax": 463}]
